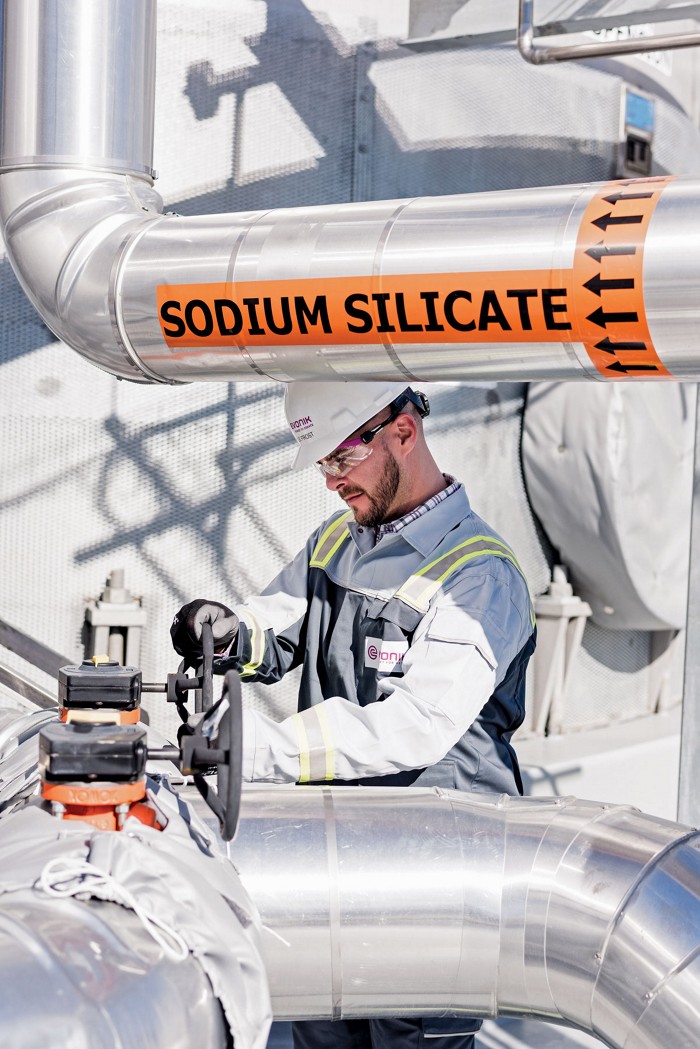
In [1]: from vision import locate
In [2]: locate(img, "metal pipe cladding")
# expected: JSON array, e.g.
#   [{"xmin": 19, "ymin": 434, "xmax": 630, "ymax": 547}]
[{"xmin": 1, "ymin": 1, "xmax": 700, "ymax": 384}]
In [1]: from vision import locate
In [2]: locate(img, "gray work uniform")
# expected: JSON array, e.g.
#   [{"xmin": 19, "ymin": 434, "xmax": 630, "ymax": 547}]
[
  {"xmin": 217, "ymin": 484, "xmax": 536, "ymax": 1049},
  {"xmin": 217, "ymin": 485, "xmax": 536, "ymax": 795}
]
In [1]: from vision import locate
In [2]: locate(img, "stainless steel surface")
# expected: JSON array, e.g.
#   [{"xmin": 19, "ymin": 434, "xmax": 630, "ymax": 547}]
[
  {"xmin": 119, "ymin": 185, "xmax": 581, "ymax": 383},
  {"xmin": 212, "ymin": 785, "xmax": 700, "ymax": 1047},
  {"xmin": 0, "ymin": 168, "xmax": 167, "ymax": 382},
  {"xmin": 0, "ymin": 752, "xmax": 697, "ymax": 1045},
  {"xmin": 7, "ymin": 160, "xmax": 700, "ymax": 384},
  {"xmin": 3, "ymin": 0, "xmax": 700, "ymax": 384},
  {"xmin": 679, "ymin": 390, "xmax": 700, "ymax": 826},
  {"xmin": 0, "ymin": 659, "xmax": 56, "ymax": 709},
  {"xmin": 518, "ymin": 0, "xmax": 700, "ymax": 64},
  {"xmin": 0, "ymin": 0, "xmax": 156, "ymax": 178},
  {"xmin": 0, "ymin": 891, "xmax": 227, "ymax": 1048}
]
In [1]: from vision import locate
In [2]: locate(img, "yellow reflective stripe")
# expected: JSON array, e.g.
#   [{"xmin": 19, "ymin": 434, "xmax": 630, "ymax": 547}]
[
  {"xmin": 418, "ymin": 535, "xmax": 519, "ymax": 581},
  {"xmin": 400, "ymin": 548, "xmax": 519, "ymax": 609},
  {"xmin": 239, "ymin": 609, "xmax": 265, "ymax": 678},
  {"xmin": 310, "ymin": 514, "xmax": 347, "ymax": 565},
  {"xmin": 397, "ymin": 537, "xmax": 502, "ymax": 608},
  {"xmin": 293, "ymin": 706, "xmax": 335, "ymax": 783},
  {"xmin": 397, "ymin": 535, "xmax": 535, "ymax": 624},
  {"xmin": 313, "ymin": 704, "xmax": 335, "ymax": 782},
  {"xmin": 310, "ymin": 517, "xmax": 342, "ymax": 563},
  {"xmin": 309, "ymin": 511, "xmax": 353, "ymax": 568},
  {"xmin": 471, "ymin": 538, "xmax": 536, "ymax": 627},
  {"xmin": 292, "ymin": 713, "xmax": 312, "ymax": 783}
]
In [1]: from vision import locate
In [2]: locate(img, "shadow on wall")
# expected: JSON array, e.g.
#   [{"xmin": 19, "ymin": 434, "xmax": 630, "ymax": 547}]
[
  {"xmin": 0, "ymin": 0, "xmax": 627, "ymax": 661},
  {"xmin": 0, "ymin": 259, "xmax": 54, "ymax": 362},
  {"xmin": 172, "ymin": 0, "xmax": 622, "ymax": 217},
  {"xmin": 71, "ymin": 384, "xmax": 292, "ymax": 603}
]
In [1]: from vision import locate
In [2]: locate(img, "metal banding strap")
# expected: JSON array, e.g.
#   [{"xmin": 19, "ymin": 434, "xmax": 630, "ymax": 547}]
[
  {"xmin": 322, "ymin": 787, "xmax": 343, "ymax": 1019},
  {"xmin": 309, "ymin": 511, "xmax": 353, "ymax": 569},
  {"xmin": 396, "ymin": 535, "xmax": 535, "ymax": 624},
  {"xmin": 239, "ymin": 609, "xmax": 265, "ymax": 678},
  {"xmin": 292, "ymin": 705, "xmax": 335, "ymax": 783}
]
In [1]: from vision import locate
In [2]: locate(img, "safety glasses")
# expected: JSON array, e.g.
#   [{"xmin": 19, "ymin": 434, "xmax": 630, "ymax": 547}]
[
  {"xmin": 315, "ymin": 390, "xmax": 430, "ymax": 479},
  {"xmin": 315, "ymin": 438, "xmax": 374, "ymax": 478}
]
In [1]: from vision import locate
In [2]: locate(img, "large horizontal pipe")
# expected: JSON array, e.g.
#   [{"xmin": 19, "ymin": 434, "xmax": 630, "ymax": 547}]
[
  {"xmin": 0, "ymin": 773, "xmax": 274, "ymax": 1049},
  {"xmin": 1, "ymin": 0, "xmax": 700, "ymax": 384},
  {"xmin": 203, "ymin": 785, "xmax": 700, "ymax": 1048},
  {"xmin": 1, "ymin": 704, "xmax": 700, "ymax": 1049}
]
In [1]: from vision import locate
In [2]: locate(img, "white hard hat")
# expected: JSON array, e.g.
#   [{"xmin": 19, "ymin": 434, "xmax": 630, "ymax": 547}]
[{"xmin": 284, "ymin": 381, "xmax": 412, "ymax": 470}]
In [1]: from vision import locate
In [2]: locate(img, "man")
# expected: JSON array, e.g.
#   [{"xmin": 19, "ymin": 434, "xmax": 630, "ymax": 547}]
[{"xmin": 171, "ymin": 380, "xmax": 536, "ymax": 1049}]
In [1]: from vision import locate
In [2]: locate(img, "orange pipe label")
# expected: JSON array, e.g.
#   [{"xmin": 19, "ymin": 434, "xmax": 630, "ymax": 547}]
[
  {"xmin": 155, "ymin": 177, "xmax": 674, "ymax": 378},
  {"xmin": 156, "ymin": 272, "xmax": 575, "ymax": 351},
  {"xmin": 570, "ymin": 176, "xmax": 673, "ymax": 378}
]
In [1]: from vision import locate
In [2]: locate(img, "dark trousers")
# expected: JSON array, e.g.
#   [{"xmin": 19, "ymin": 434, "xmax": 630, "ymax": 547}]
[{"xmin": 291, "ymin": 1017, "xmax": 481, "ymax": 1049}]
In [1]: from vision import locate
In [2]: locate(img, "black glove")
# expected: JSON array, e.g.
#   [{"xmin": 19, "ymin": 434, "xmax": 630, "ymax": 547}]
[{"xmin": 171, "ymin": 599, "xmax": 239, "ymax": 660}]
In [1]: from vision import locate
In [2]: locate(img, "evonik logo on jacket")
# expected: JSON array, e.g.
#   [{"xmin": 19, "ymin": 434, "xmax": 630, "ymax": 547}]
[{"xmin": 364, "ymin": 636, "xmax": 408, "ymax": 673}]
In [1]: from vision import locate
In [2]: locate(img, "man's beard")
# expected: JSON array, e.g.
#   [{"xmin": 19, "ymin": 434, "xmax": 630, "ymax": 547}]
[{"xmin": 343, "ymin": 453, "xmax": 401, "ymax": 528}]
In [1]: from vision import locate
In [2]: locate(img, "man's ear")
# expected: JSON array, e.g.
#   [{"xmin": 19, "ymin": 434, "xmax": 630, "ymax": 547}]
[{"xmin": 392, "ymin": 412, "xmax": 418, "ymax": 457}]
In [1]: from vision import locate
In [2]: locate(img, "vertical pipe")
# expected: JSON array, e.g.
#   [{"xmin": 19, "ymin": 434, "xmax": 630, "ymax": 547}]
[
  {"xmin": 0, "ymin": 0, "xmax": 157, "ymax": 178},
  {"xmin": 678, "ymin": 387, "xmax": 700, "ymax": 826}
]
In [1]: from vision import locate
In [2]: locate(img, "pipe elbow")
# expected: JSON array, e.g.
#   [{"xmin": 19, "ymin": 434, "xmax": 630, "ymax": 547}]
[
  {"xmin": 504, "ymin": 796, "xmax": 700, "ymax": 1045},
  {"xmin": 0, "ymin": 168, "xmax": 167, "ymax": 383}
]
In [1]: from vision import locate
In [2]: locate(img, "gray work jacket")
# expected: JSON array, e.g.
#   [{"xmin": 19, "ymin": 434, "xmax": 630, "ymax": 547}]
[{"xmin": 218, "ymin": 485, "xmax": 536, "ymax": 794}]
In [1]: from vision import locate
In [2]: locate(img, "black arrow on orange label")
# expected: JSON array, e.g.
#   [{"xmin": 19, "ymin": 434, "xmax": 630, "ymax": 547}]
[
  {"xmin": 588, "ymin": 306, "xmax": 639, "ymax": 328},
  {"xmin": 603, "ymin": 191, "xmax": 654, "ymax": 204},
  {"xmin": 595, "ymin": 337, "xmax": 647, "ymax": 355},
  {"xmin": 583, "ymin": 274, "xmax": 635, "ymax": 297},
  {"xmin": 606, "ymin": 360, "xmax": 659, "ymax": 374},
  {"xmin": 592, "ymin": 212, "xmax": 644, "ymax": 231},
  {"xmin": 585, "ymin": 242, "xmax": 637, "ymax": 263}
]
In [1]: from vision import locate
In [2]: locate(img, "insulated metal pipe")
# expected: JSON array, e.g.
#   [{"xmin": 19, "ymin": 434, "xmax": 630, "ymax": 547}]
[
  {"xmin": 218, "ymin": 786, "xmax": 700, "ymax": 1048},
  {"xmin": 1, "ymin": 699, "xmax": 700, "ymax": 1049},
  {"xmin": 2, "ymin": 0, "xmax": 700, "ymax": 384},
  {"xmin": 0, "ymin": 0, "xmax": 156, "ymax": 178},
  {"xmin": 0, "ymin": 892, "xmax": 229, "ymax": 1049}
]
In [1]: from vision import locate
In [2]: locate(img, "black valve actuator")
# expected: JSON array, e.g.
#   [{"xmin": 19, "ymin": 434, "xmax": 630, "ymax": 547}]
[
  {"xmin": 59, "ymin": 660, "xmax": 141, "ymax": 711},
  {"xmin": 39, "ymin": 722, "xmax": 148, "ymax": 783}
]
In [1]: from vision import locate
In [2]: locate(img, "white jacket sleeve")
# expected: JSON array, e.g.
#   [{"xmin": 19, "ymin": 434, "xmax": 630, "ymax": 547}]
[{"xmin": 241, "ymin": 603, "xmax": 498, "ymax": 783}]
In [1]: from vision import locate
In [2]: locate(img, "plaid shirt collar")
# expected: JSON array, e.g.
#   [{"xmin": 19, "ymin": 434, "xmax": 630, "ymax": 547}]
[{"xmin": 374, "ymin": 475, "xmax": 460, "ymax": 544}]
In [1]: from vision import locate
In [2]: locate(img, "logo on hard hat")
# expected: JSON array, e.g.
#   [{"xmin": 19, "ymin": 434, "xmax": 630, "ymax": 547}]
[{"xmin": 290, "ymin": 415, "xmax": 314, "ymax": 444}]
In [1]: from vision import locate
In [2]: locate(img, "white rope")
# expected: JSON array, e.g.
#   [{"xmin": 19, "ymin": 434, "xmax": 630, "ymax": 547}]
[{"xmin": 37, "ymin": 856, "xmax": 189, "ymax": 962}]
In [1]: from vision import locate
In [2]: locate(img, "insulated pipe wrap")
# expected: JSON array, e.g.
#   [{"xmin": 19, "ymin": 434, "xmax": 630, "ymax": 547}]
[{"xmin": 0, "ymin": 705, "xmax": 699, "ymax": 1049}]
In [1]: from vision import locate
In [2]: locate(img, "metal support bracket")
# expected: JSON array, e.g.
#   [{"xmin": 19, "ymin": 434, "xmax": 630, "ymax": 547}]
[
  {"xmin": 531, "ymin": 565, "xmax": 592, "ymax": 736},
  {"xmin": 84, "ymin": 568, "xmax": 147, "ymax": 667}
]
